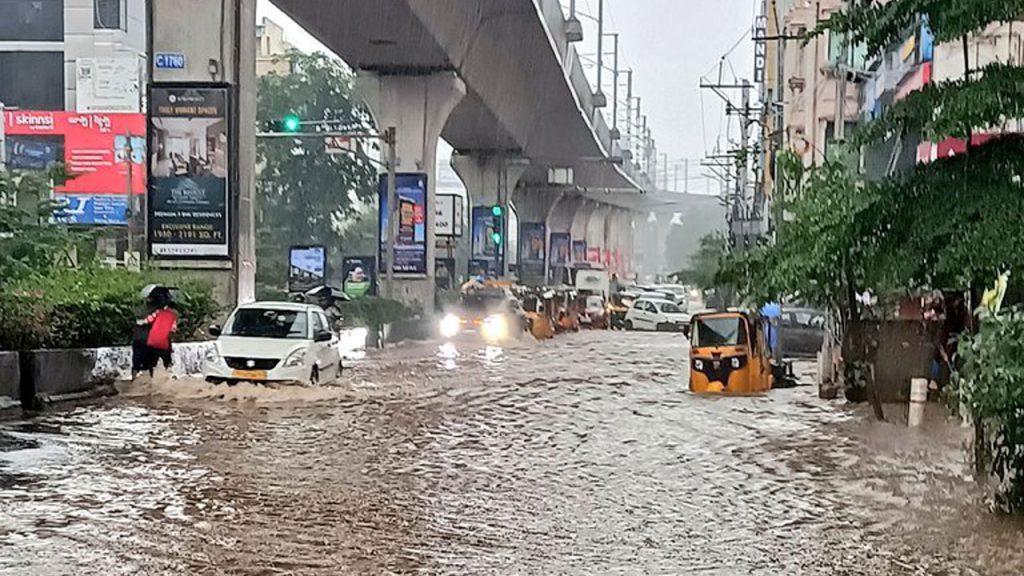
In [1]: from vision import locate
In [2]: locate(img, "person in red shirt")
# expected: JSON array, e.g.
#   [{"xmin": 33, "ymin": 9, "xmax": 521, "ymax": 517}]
[{"xmin": 143, "ymin": 291, "xmax": 178, "ymax": 375}]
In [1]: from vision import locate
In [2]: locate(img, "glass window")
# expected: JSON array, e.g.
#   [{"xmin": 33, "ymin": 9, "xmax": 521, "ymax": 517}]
[
  {"xmin": 0, "ymin": 0, "xmax": 64, "ymax": 41},
  {"xmin": 694, "ymin": 317, "xmax": 748, "ymax": 347},
  {"xmin": 94, "ymin": 0, "xmax": 122, "ymax": 29},
  {"xmin": 224, "ymin": 308, "xmax": 310, "ymax": 339},
  {"xmin": 311, "ymin": 312, "xmax": 325, "ymax": 335},
  {"xmin": 659, "ymin": 302, "xmax": 682, "ymax": 314},
  {"xmin": 0, "ymin": 52, "xmax": 65, "ymax": 110}
]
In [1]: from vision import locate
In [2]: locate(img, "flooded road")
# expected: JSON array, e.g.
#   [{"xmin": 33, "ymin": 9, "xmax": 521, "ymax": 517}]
[{"xmin": 1, "ymin": 331, "xmax": 1022, "ymax": 575}]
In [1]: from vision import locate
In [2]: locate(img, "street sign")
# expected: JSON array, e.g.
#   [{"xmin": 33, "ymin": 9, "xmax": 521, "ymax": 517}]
[
  {"xmin": 124, "ymin": 251, "xmax": 141, "ymax": 272},
  {"xmin": 154, "ymin": 53, "xmax": 186, "ymax": 70}
]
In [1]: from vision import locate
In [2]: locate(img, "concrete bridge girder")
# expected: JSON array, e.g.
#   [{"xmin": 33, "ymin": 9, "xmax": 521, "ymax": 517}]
[{"xmin": 356, "ymin": 71, "xmax": 466, "ymax": 309}]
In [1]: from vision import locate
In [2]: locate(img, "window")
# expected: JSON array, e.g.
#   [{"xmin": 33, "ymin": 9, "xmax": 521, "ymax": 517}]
[
  {"xmin": 94, "ymin": 0, "xmax": 122, "ymax": 30},
  {"xmin": 0, "ymin": 52, "xmax": 65, "ymax": 110},
  {"xmin": 311, "ymin": 312, "xmax": 325, "ymax": 335},
  {"xmin": 0, "ymin": 0, "xmax": 63, "ymax": 41},
  {"xmin": 694, "ymin": 317, "xmax": 748, "ymax": 348},
  {"xmin": 659, "ymin": 302, "xmax": 683, "ymax": 314},
  {"xmin": 224, "ymin": 309, "xmax": 309, "ymax": 339}
]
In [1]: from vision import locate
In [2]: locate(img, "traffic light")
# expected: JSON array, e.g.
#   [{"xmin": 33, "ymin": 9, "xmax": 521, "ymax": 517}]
[
  {"xmin": 490, "ymin": 205, "xmax": 503, "ymax": 245},
  {"xmin": 282, "ymin": 114, "xmax": 301, "ymax": 133}
]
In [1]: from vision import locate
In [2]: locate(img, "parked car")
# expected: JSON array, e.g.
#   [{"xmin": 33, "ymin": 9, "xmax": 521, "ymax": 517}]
[
  {"xmin": 624, "ymin": 298, "xmax": 691, "ymax": 332},
  {"xmin": 579, "ymin": 294, "xmax": 609, "ymax": 329},
  {"xmin": 780, "ymin": 308, "xmax": 827, "ymax": 357},
  {"xmin": 204, "ymin": 302, "xmax": 341, "ymax": 385}
]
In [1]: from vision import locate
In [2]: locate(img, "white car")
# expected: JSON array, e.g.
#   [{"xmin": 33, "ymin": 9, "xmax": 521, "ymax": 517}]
[
  {"xmin": 204, "ymin": 302, "xmax": 341, "ymax": 385},
  {"xmin": 624, "ymin": 298, "xmax": 691, "ymax": 332}
]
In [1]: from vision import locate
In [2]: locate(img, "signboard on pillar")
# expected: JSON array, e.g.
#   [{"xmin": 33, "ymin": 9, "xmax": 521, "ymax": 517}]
[
  {"xmin": 288, "ymin": 245, "xmax": 327, "ymax": 293},
  {"xmin": 587, "ymin": 247, "xmax": 602, "ymax": 264},
  {"xmin": 435, "ymin": 193, "xmax": 463, "ymax": 237},
  {"xmin": 754, "ymin": 15, "xmax": 768, "ymax": 85},
  {"xmin": 519, "ymin": 222, "xmax": 546, "ymax": 286},
  {"xmin": 342, "ymin": 256, "xmax": 377, "ymax": 299},
  {"xmin": 147, "ymin": 85, "xmax": 231, "ymax": 259},
  {"xmin": 379, "ymin": 173, "xmax": 428, "ymax": 276},
  {"xmin": 549, "ymin": 233, "xmax": 571, "ymax": 284},
  {"xmin": 572, "ymin": 240, "xmax": 587, "ymax": 265},
  {"xmin": 471, "ymin": 206, "xmax": 503, "ymax": 276}
]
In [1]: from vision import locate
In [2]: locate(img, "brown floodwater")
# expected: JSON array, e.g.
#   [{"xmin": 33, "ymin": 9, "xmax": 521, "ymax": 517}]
[{"xmin": 1, "ymin": 331, "xmax": 1022, "ymax": 575}]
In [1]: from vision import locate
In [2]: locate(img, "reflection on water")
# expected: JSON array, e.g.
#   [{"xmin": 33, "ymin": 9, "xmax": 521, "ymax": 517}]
[{"xmin": 1, "ymin": 332, "xmax": 1023, "ymax": 575}]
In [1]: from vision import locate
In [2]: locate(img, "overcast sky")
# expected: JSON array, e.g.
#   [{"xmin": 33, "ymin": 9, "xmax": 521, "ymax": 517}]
[{"xmin": 256, "ymin": 0, "xmax": 756, "ymax": 195}]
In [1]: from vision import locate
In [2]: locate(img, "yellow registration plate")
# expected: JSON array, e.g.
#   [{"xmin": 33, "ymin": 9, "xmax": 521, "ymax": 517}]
[{"xmin": 231, "ymin": 370, "xmax": 267, "ymax": 381}]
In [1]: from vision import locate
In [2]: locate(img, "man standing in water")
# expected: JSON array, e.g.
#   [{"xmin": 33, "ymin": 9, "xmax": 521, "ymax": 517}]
[{"xmin": 141, "ymin": 289, "xmax": 178, "ymax": 376}]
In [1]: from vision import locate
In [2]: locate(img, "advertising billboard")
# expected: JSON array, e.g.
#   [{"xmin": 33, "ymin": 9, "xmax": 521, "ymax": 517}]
[
  {"xmin": 572, "ymin": 240, "xmax": 587, "ymax": 264},
  {"xmin": 519, "ymin": 222, "xmax": 546, "ymax": 286},
  {"xmin": 53, "ymin": 194, "xmax": 129, "ymax": 226},
  {"xmin": 435, "ymin": 193, "xmax": 464, "ymax": 237},
  {"xmin": 2, "ymin": 110, "xmax": 146, "ymax": 194},
  {"xmin": 379, "ymin": 173, "xmax": 428, "ymax": 276},
  {"xmin": 289, "ymin": 245, "xmax": 327, "ymax": 293},
  {"xmin": 342, "ymin": 256, "xmax": 377, "ymax": 299},
  {"xmin": 147, "ymin": 86, "xmax": 230, "ymax": 258}
]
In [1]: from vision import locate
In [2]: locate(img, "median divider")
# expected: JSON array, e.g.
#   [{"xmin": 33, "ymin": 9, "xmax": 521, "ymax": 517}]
[{"xmin": 0, "ymin": 352, "xmax": 20, "ymax": 411}]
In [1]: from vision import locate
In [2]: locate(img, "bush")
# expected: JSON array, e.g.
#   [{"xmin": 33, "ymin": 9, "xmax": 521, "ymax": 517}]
[
  {"xmin": 956, "ymin": 308, "xmax": 1024, "ymax": 512},
  {"xmin": 339, "ymin": 296, "xmax": 414, "ymax": 327},
  {"xmin": 0, "ymin": 267, "xmax": 220, "ymax": 351}
]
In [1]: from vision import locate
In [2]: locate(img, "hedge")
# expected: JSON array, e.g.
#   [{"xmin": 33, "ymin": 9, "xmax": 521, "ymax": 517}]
[{"xmin": 0, "ymin": 267, "xmax": 220, "ymax": 351}]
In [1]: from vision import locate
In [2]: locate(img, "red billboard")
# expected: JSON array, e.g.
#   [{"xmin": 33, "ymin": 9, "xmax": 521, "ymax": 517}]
[{"xmin": 3, "ymin": 110, "xmax": 146, "ymax": 195}]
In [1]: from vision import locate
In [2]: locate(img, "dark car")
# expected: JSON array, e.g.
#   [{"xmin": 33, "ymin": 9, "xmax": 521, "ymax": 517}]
[
  {"xmin": 780, "ymin": 308, "xmax": 826, "ymax": 357},
  {"xmin": 440, "ymin": 287, "xmax": 527, "ymax": 342}
]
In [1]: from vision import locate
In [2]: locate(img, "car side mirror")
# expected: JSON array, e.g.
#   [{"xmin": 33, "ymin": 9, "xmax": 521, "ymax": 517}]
[
  {"xmin": 314, "ymin": 331, "xmax": 333, "ymax": 343},
  {"xmin": 683, "ymin": 325, "xmax": 691, "ymax": 339},
  {"xmin": 208, "ymin": 324, "xmax": 222, "ymax": 337}
]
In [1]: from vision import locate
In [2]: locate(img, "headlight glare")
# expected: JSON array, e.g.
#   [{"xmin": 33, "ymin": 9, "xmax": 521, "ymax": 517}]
[{"xmin": 440, "ymin": 314, "xmax": 461, "ymax": 338}]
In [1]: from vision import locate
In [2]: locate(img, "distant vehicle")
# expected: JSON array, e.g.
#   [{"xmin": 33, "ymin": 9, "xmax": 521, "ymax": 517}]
[
  {"xmin": 624, "ymin": 298, "xmax": 691, "ymax": 332},
  {"xmin": 204, "ymin": 302, "xmax": 341, "ymax": 385},
  {"xmin": 439, "ymin": 286, "xmax": 527, "ymax": 343},
  {"xmin": 653, "ymin": 284, "xmax": 691, "ymax": 309},
  {"xmin": 779, "ymin": 308, "xmax": 827, "ymax": 357},
  {"xmin": 580, "ymin": 294, "xmax": 609, "ymax": 329}
]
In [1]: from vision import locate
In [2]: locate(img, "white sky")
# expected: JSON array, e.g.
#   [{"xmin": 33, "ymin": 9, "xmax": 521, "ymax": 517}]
[{"xmin": 256, "ymin": 0, "xmax": 757, "ymax": 195}]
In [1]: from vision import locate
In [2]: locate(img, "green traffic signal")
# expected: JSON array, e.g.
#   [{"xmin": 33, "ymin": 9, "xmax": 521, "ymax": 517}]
[
  {"xmin": 491, "ymin": 205, "xmax": 503, "ymax": 217},
  {"xmin": 282, "ymin": 114, "xmax": 301, "ymax": 133},
  {"xmin": 491, "ymin": 232, "xmax": 502, "ymax": 245}
]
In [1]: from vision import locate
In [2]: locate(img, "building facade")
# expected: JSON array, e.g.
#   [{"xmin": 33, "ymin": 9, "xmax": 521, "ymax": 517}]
[
  {"xmin": 256, "ymin": 17, "xmax": 293, "ymax": 77},
  {"xmin": 0, "ymin": 0, "xmax": 145, "ymax": 113}
]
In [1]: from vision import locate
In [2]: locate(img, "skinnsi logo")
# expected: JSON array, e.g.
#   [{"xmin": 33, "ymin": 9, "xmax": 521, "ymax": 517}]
[{"xmin": 13, "ymin": 113, "xmax": 54, "ymax": 129}]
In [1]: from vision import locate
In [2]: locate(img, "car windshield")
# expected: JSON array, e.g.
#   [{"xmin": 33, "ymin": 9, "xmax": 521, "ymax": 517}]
[
  {"xmin": 659, "ymin": 302, "xmax": 683, "ymax": 314},
  {"xmin": 586, "ymin": 296, "xmax": 604, "ymax": 307},
  {"xmin": 225, "ymin": 308, "xmax": 309, "ymax": 339},
  {"xmin": 694, "ymin": 317, "xmax": 748, "ymax": 347}
]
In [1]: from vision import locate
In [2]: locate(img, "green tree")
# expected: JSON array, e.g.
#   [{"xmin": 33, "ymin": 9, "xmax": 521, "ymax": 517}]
[
  {"xmin": 256, "ymin": 51, "xmax": 378, "ymax": 290},
  {"xmin": 0, "ymin": 166, "xmax": 82, "ymax": 281}
]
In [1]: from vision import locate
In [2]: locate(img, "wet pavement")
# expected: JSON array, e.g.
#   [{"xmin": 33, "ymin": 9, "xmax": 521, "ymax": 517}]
[{"xmin": 1, "ymin": 331, "xmax": 1023, "ymax": 575}]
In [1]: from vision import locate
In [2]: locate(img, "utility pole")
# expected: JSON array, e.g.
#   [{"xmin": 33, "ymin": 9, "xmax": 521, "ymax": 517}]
[
  {"xmin": 609, "ymin": 32, "xmax": 620, "ymax": 138},
  {"xmin": 673, "ymin": 163, "xmax": 679, "ymax": 192},
  {"xmin": 684, "ymin": 158, "xmax": 689, "ymax": 193},
  {"xmin": 625, "ymin": 70, "xmax": 633, "ymax": 153},
  {"xmin": 384, "ymin": 126, "xmax": 397, "ymax": 299},
  {"xmin": 662, "ymin": 152, "xmax": 669, "ymax": 190},
  {"xmin": 124, "ymin": 132, "xmax": 135, "ymax": 256},
  {"xmin": 594, "ymin": 0, "xmax": 606, "ymax": 107}
]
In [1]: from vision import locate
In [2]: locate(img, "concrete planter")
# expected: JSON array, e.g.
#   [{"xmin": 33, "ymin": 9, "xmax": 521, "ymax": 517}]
[
  {"xmin": 0, "ymin": 352, "xmax": 20, "ymax": 410},
  {"xmin": 23, "ymin": 349, "xmax": 118, "ymax": 409}
]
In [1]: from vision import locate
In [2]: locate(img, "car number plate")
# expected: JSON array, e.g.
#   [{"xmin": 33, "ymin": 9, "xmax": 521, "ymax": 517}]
[
  {"xmin": 712, "ymin": 361, "xmax": 722, "ymax": 370},
  {"xmin": 231, "ymin": 370, "xmax": 267, "ymax": 380}
]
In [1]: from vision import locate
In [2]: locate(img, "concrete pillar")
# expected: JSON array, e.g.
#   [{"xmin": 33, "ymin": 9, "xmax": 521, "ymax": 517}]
[
  {"xmin": 149, "ymin": 0, "xmax": 258, "ymax": 307},
  {"xmin": 546, "ymin": 193, "xmax": 580, "ymax": 285},
  {"xmin": 357, "ymin": 72, "xmax": 466, "ymax": 309},
  {"xmin": 450, "ymin": 153, "xmax": 528, "ymax": 278}
]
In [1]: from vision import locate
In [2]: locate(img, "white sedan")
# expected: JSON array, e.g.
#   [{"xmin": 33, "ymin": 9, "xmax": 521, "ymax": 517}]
[
  {"xmin": 624, "ymin": 298, "xmax": 692, "ymax": 332},
  {"xmin": 204, "ymin": 302, "xmax": 342, "ymax": 385}
]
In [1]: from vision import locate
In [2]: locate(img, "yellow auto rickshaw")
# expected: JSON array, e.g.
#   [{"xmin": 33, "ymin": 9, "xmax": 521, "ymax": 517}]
[
  {"xmin": 688, "ymin": 310, "xmax": 773, "ymax": 394},
  {"xmin": 521, "ymin": 293, "xmax": 556, "ymax": 340}
]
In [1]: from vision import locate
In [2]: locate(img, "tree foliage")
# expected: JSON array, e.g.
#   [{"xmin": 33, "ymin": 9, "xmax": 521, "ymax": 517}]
[
  {"xmin": 256, "ymin": 51, "xmax": 378, "ymax": 289},
  {"xmin": 0, "ymin": 166, "xmax": 81, "ymax": 282},
  {"xmin": 819, "ymin": 0, "xmax": 1024, "ymax": 56}
]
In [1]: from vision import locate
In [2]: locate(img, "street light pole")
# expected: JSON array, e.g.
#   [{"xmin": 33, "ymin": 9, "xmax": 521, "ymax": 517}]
[
  {"xmin": 608, "ymin": 32, "xmax": 620, "ymax": 139},
  {"xmin": 624, "ymin": 70, "xmax": 633, "ymax": 150},
  {"xmin": 385, "ymin": 126, "xmax": 397, "ymax": 299},
  {"xmin": 594, "ymin": 0, "xmax": 607, "ymax": 107}
]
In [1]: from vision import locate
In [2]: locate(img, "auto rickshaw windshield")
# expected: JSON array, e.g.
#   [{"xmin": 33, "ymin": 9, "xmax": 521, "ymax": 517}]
[{"xmin": 694, "ymin": 317, "xmax": 748, "ymax": 347}]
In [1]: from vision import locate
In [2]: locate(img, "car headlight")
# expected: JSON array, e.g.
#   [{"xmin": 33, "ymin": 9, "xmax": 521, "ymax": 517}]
[
  {"xmin": 731, "ymin": 357, "xmax": 741, "ymax": 369},
  {"xmin": 282, "ymin": 349, "xmax": 307, "ymax": 368},
  {"xmin": 694, "ymin": 359, "xmax": 704, "ymax": 371},
  {"xmin": 440, "ymin": 314, "xmax": 461, "ymax": 338},
  {"xmin": 481, "ymin": 314, "xmax": 508, "ymax": 342}
]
